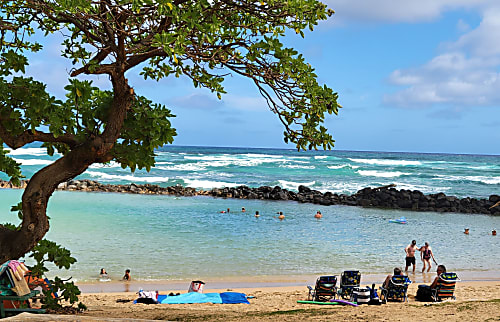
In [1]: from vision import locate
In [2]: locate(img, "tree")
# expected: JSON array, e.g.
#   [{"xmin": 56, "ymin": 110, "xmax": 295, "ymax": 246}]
[{"xmin": 0, "ymin": 0, "xmax": 340, "ymax": 262}]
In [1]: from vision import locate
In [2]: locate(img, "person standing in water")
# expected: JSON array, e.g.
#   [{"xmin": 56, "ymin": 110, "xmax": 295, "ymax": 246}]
[
  {"xmin": 404, "ymin": 240, "xmax": 419, "ymax": 273},
  {"xmin": 420, "ymin": 242, "xmax": 437, "ymax": 273}
]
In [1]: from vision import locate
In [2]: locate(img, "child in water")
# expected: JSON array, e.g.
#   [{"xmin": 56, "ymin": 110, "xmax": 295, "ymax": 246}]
[{"xmin": 123, "ymin": 269, "xmax": 131, "ymax": 281}]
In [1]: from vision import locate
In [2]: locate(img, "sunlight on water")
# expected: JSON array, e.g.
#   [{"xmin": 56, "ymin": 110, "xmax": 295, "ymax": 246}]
[{"xmin": 1, "ymin": 189, "xmax": 498, "ymax": 282}]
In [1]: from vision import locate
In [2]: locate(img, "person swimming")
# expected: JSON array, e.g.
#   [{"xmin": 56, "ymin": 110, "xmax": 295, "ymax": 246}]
[
  {"xmin": 123, "ymin": 269, "xmax": 131, "ymax": 281},
  {"xmin": 314, "ymin": 211, "xmax": 322, "ymax": 219},
  {"xmin": 278, "ymin": 212, "xmax": 285, "ymax": 220},
  {"xmin": 255, "ymin": 211, "xmax": 260, "ymax": 218}
]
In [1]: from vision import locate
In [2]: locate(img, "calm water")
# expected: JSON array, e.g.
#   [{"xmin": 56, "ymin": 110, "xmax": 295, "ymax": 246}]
[
  {"xmin": 0, "ymin": 146, "xmax": 499, "ymax": 282},
  {"xmin": 0, "ymin": 189, "xmax": 499, "ymax": 283}
]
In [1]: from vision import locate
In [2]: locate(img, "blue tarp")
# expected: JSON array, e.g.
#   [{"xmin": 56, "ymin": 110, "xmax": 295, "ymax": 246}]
[
  {"xmin": 155, "ymin": 292, "xmax": 249, "ymax": 304},
  {"xmin": 220, "ymin": 292, "xmax": 250, "ymax": 304}
]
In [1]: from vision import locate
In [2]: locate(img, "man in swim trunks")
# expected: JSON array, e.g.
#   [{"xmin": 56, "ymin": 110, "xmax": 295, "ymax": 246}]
[{"xmin": 404, "ymin": 240, "xmax": 419, "ymax": 273}]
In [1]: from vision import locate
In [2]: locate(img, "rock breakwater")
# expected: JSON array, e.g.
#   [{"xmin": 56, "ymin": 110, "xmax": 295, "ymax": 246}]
[{"xmin": 1, "ymin": 179, "xmax": 499, "ymax": 215}]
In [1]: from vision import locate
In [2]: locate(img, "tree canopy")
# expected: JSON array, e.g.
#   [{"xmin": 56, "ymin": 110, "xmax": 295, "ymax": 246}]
[{"xmin": 0, "ymin": 0, "xmax": 340, "ymax": 262}]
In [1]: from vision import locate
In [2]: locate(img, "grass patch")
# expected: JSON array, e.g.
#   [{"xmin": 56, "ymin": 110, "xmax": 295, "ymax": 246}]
[
  {"xmin": 254, "ymin": 308, "xmax": 333, "ymax": 318},
  {"xmin": 266, "ymin": 309, "xmax": 309, "ymax": 316},
  {"xmin": 457, "ymin": 304, "xmax": 473, "ymax": 311}
]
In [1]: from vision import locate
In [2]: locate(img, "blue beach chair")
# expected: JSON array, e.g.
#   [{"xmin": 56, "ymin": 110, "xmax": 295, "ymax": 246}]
[
  {"xmin": 337, "ymin": 270, "xmax": 361, "ymax": 300},
  {"xmin": 380, "ymin": 275, "xmax": 411, "ymax": 303}
]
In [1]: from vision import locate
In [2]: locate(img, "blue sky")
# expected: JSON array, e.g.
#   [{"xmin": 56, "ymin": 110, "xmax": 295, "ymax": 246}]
[{"xmin": 25, "ymin": 1, "xmax": 500, "ymax": 155}]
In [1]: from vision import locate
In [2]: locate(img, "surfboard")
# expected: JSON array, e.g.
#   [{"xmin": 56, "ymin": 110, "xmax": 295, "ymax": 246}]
[
  {"xmin": 297, "ymin": 300, "xmax": 341, "ymax": 305},
  {"xmin": 389, "ymin": 219, "xmax": 407, "ymax": 224}
]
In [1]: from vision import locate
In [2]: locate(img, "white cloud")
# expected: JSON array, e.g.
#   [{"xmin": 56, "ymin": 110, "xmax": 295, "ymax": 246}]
[
  {"xmin": 456, "ymin": 19, "xmax": 470, "ymax": 32},
  {"xmin": 323, "ymin": 0, "xmax": 493, "ymax": 24},
  {"xmin": 384, "ymin": 3, "xmax": 500, "ymax": 108},
  {"xmin": 222, "ymin": 94, "xmax": 267, "ymax": 111}
]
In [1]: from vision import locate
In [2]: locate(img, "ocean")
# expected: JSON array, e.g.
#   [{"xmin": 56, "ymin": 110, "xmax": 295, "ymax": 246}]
[{"xmin": 0, "ymin": 146, "xmax": 499, "ymax": 284}]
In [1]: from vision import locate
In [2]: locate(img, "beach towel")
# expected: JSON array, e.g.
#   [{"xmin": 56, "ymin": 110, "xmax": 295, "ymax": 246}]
[{"xmin": 156, "ymin": 292, "xmax": 250, "ymax": 304}]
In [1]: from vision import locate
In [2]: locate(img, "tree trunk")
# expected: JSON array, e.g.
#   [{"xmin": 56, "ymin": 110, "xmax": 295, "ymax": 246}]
[{"xmin": 0, "ymin": 75, "xmax": 132, "ymax": 263}]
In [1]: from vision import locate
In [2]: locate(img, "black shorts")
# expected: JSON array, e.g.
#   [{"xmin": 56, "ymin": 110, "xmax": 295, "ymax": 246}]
[{"xmin": 406, "ymin": 256, "xmax": 415, "ymax": 266}]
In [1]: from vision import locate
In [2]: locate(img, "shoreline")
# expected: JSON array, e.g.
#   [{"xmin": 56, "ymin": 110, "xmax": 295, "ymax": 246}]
[
  {"xmin": 1, "ymin": 179, "xmax": 499, "ymax": 215},
  {"xmin": 77, "ymin": 270, "xmax": 500, "ymax": 293},
  {"xmin": 69, "ymin": 280, "xmax": 500, "ymax": 321}
]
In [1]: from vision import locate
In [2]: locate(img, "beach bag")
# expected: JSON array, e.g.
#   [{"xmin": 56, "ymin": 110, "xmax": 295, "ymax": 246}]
[
  {"xmin": 416, "ymin": 285, "xmax": 433, "ymax": 302},
  {"xmin": 369, "ymin": 283, "xmax": 381, "ymax": 305},
  {"xmin": 188, "ymin": 280, "xmax": 205, "ymax": 293},
  {"xmin": 136, "ymin": 290, "xmax": 158, "ymax": 304},
  {"xmin": 353, "ymin": 287, "xmax": 371, "ymax": 304}
]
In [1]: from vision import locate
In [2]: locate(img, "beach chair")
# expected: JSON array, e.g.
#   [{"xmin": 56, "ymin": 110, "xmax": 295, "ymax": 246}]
[
  {"xmin": 337, "ymin": 270, "xmax": 361, "ymax": 300},
  {"xmin": 307, "ymin": 276, "xmax": 338, "ymax": 302},
  {"xmin": 379, "ymin": 275, "xmax": 411, "ymax": 303},
  {"xmin": 0, "ymin": 261, "xmax": 45, "ymax": 318},
  {"xmin": 432, "ymin": 272, "xmax": 460, "ymax": 301}
]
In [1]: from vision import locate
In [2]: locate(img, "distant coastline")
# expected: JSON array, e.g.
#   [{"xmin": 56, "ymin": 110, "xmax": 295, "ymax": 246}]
[{"xmin": 2, "ymin": 179, "xmax": 499, "ymax": 216}]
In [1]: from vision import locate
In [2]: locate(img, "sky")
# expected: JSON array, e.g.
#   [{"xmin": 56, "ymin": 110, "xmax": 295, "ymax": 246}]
[{"xmin": 23, "ymin": 1, "xmax": 500, "ymax": 155}]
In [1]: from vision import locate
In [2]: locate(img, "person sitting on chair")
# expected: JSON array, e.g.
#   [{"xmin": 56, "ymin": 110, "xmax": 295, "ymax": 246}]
[
  {"xmin": 416, "ymin": 264, "xmax": 446, "ymax": 301},
  {"xmin": 383, "ymin": 267, "xmax": 402, "ymax": 288}
]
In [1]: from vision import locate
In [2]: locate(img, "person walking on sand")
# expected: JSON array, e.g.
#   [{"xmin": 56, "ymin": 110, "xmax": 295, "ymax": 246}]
[
  {"xmin": 404, "ymin": 240, "xmax": 419, "ymax": 273},
  {"xmin": 420, "ymin": 242, "xmax": 437, "ymax": 273}
]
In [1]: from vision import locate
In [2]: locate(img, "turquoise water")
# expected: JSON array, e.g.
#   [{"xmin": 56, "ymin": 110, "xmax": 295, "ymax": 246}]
[
  {"xmin": 1, "ymin": 146, "xmax": 499, "ymax": 282},
  {"xmin": 1, "ymin": 188, "xmax": 499, "ymax": 282},
  {"xmin": 5, "ymin": 146, "xmax": 500, "ymax": 198}
]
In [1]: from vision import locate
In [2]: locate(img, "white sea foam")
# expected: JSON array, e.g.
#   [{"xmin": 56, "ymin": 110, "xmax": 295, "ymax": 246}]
[
  {"xmin": 242, "ymin": 153, "xmax": 284, "ymax": 159},
  {"xmin": 13, "ymin": 158, "xmax": 52, "ymax": 166},
  {"xmin": 327, "ymin": 164, "xmax": 359, "ymax": 170},
  {"xmin": 155, "ymin": 161, "xmax": 175, "ymax": 165},
  {"xmin": 89, "ymin": 161, "xmax": 121, "ymax": 169},
  {"xmin": 349, "ymin": 158, "xmax": 421, "ymax": 166},
  {"xmin": 183, "ymin": 179, "xmax": 238, "ymax": 189},
  {"xmin": 314, "ymin": 156, "xmax": 328, "ymax": 159},
  {"xmin": 435, "ymin": 175, "xmax": 500, "ymax": 185},
  {"xmin": 278, "ymin": 180, "xmax": 315, "ymax": 191},
  {"xmin": 393, "ymin": 182, "xmax": 452, "ymax": 193},
  {"xmin": 86, "ymin": 171, "xmax": 169, "ymax": 183},
  {"xmin": 357, "ymin": 170, "xmax": 410, "ymax": 178},
  {"xmin": 7, "ymin": 147, "xmax": 48, "ymax": 156},
  {"xmin": 318, "ymin": 182, "xmax": 366, "ymax": 194},
  {"xmin": 158, "ymin": 163, "xmax": 207, "ymax": 171},
  {"xmin": 182, "ymin": 154, "xmax": 287, "ymax": 168},
  {"xmin": 279, "ymin": 164, "xmax": 315, "ymax": 169}
]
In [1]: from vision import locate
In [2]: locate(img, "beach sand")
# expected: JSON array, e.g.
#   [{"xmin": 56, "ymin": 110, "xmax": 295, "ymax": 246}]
[{"xmin": 9, "ymin": 280, "xmax": 497, "ymax": 321}]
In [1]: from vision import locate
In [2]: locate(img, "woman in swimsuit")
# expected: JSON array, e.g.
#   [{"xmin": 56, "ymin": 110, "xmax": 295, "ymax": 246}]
[{"xmin": 420, "ymin": 242, "xmax": 437, "ymax": 273}]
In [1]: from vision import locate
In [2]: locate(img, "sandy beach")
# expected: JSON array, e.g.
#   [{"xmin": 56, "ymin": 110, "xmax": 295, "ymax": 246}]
[{"xmin": 7, "ymin": 279, "xmax": 498, "ymax": 321}]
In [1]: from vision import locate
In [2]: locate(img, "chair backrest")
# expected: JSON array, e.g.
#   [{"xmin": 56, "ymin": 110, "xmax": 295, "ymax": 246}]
[
  {"xmin": 315, "ymin": 276, "xmax": 337, "ymax": 294},
  {"xmin": 340, "ymin": 270, "xmax": 361, "ymax": 287},
  {"xmin": 436, "ymin": 273, "xmax": 458, "ymax": 299},
  {"xmin": 387, "ymin": 275, "xmax": 411, "ymax": 298}
]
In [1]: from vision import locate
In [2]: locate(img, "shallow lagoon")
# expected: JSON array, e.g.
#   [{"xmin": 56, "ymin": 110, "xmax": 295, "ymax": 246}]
[{"xmin": 1, "ymin": 189, "xmax": 498, "ymax": 283}]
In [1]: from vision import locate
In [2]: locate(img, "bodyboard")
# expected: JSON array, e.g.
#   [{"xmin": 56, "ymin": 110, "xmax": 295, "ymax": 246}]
[{"xmin": 297, "ymin": 300, "xmax": 358, "ymax": 306}]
